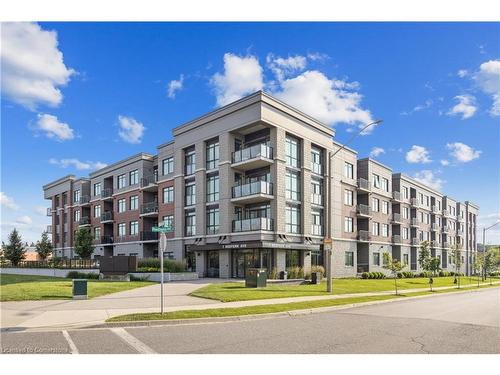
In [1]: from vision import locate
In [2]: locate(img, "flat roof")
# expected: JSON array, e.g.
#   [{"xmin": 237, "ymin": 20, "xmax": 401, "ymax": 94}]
[
  {"xmin": 358, "ymin": 157, "xmax": 392, "ymax": 172},
  {"xmin": 42, "ymin": 174, "xmax": 75, "ymax": 190},
  {"xmin": 89, "ymin": 152, "xmax": 154, "ymax": 177},
  {"xmin": 392, "ymin": 173, "xmax": 443, "ymax": 196}
]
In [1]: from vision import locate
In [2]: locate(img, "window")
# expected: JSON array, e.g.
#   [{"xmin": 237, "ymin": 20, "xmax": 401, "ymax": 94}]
[
  {"xmin": 286, "ymin": 250, "xmax": 301, "ymax": 268},
  {"xmin": 345, "ymin": 251, "xmax": 354, "ymax": 267},
  {"xmin": 403, "ymin": 186, "xmax": 409, "ymax": 200},
  {"xmin": 162, "ymin": 157, "xmax": 174, "ymax": 175},
  {"xmin": 285, "ymin": 205, "xmax": 301, "ymax": 233},
  {"xmin": 372, "ymin": 174, "xmax": 381, "ymax": 188},
  {"xmin": 118, "ymin": 223, "xmax": 126, "ymax": 236},
  {"xmin": 163, "ymin": 186, "xmax": 174, "ymax": 203},
  {"xmin": 402, "ymin": 253, "xmax": 409, "ymax": 266},
  {"xmin": 311, "ymin": 211, "xmax": 323, "ymax": 235},
  {"xmin": 403, "ymin": 207, "xmax": 409, "ymax": 219},
  {"xmin": 373, "ymin": 252, "xmax": 380, "ymax": 266},
  {"xmin": 94, "ymin": 227, "xmax": 101, "ymax": 241},
  {"xmin": 344, "ymin": 217, "xmax": 353, "ymax": 233},
  {"xmin": 94, "ymin": 205, "xmax": 101, "ymax": 218},
  {"xmin": 118, "ymin": 198, "xmax": 126, "ymax": 213},
  {"xmin": 285, "ymin": 135, "xmax": 300, "ymax": 168},
  {"xmin": 130, "ymin": 195, "xmax": 139, "ymax": 210},
  {"xmin": 129, "ymin": 170, "xmax": 139, "ymax": 185},
  {"xmin": 382, "ymin": 224, "xmax": 389, "ymax": 237},
  {"xmin": 286, "ymin": 170, "xmax": 301, "ymax": 201},
  {"xmin": 74, "ymin": 210, "xmax": 81, "ymax": 222},
  {"xmin": 130, "ymin": 221, "xmax": 138, "ymax": 236},
  {"xmin": 206, "ymin": 139, "xmax": 219, "ymax": 170},
  {"xmin": 185, "ymin": 210, "xmax": 196, "ymax": 236},
  {"xmin": 311, "ymin": 179, "xmax": 323, "ymax": 205},
  {"xmin": 344, "ymin": 162, "xmax": 353, "ymax": 179},
  {"xmin": 185, "ymin": 181, "xmax": 196, "ymax": 206},
  {"xmin": 94, "ymin": 183, "xmax": 101, "ymax": 196},
  {"xmin": 372, "ymin": 222, "xmax": 380, "ymax": 236},
  {"xmin": 425, "ymin": 195, "xmax": 430, "ymax": 207},
  {"xmin": 206, "ymin": 207, "xmax": 220, "ymax": 234},
  {"xmin": 185, "ymin": 147, "xmax": 196, "ymax": 175},
  {"xmin": 206, "ymin": 174, "xmax": 220, "ymax": 202},
  {"xmin": 403, "ymin": 227, "xmax": 409, "ymax": 240},
  {"xmin": 419, "ymin": 193, "xmax": 424, "ymax": 205},
  {"xmin": 344, "ymin": 190, "xmax": 353, "ymax": 206},
  {"xmin": 74, "ymin": 190, "xmax": 81, "ymax": 204},
  {"xmin": 372, "ymin": 197, "xmax": 380, "ymax": 212},
  {"xmin": 117, "ymin": 174, "xmax": 126, "ymax": 189},
  {"xmin": 381, "ymin": 178, "xmax": 389, "ymax": 192},
  {"xmin": 311, "ymin": 147, "xmax": 323, "ymax": 175},
  {"xmin": 162, "ymin": 215, "xmax": 174, "ymax": 229},
  {"xmin": 382, "ymin": 201, "xmax": 389, "ymax": 214}
]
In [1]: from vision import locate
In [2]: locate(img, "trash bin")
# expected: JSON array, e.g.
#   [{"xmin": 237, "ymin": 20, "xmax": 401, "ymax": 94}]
[
  {"xmin": 279, "ymin": 270, "xmax": 288, "ymax": 280},
  {"xmin": 311, "ymin": 272, "xmax": 322, "ymax": 284},
  {"xmin": 245, "ymin": 268, "xmax": 267, "ymax": 288},
  {"xmin": 72, "ymin": 279, "xmax": 88, "ymax": 300}
]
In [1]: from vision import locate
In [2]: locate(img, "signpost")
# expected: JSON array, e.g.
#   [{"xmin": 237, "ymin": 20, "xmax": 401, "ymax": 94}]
[
  {"xmin": 323, "ymin": 238, "xmax": 333, "ymax": 293},
  {"xmin": 152, "ymin": 222, "xmax": 174, "ymax": 315}
]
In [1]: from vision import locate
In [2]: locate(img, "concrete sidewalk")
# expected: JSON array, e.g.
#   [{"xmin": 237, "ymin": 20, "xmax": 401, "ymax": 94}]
[{"xmin": 2, "ymin": 279, "xmax": 498, "ymax": 331}]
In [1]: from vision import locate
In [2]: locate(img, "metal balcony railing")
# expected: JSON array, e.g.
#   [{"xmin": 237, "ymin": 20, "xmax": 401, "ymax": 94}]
[
  {"xmin": 115, "ymin": 234, "xmax": 140, "ymax": 243},
  {"xmin": 311, "ymin": 224, "xmax": 323, "ymax": 236},
  {"xmin": 411, "ymin": 218, "xmax": 420, "ymax": 226},
  {"xmin": 78, "ymin": 217, "xmax": 90, "ymax": 226},
  {"xmin": 141, "ymin": 174, "xmax": 158, "ymax": 188},
  {"xmin": 232, "ymin": 181, "xmax": 273, "ymax": 198},
  {"xmin": 392, "ymin": 213, "xmax": 401, "ymax": 222},
  {"xmin": 358, "ymin": 230, "xmax": 371, "ymax": 242},
  {"xmin": 232, "ymin": 217, "xmax": 274, "ymax": 232},
  {"xmin": 101, "ymin": 188, "xmax": 113, "ymax": 199},
  {"xmin": 432, "ymin": 205, "xmax": 439, "ymax": 213},
  {"xmin": 357, "ymin": 204, "xmax": 371, "ymax": 216},
  {"xmin": 392, "ymin": 191, "xmax": 401, "ymax": 201},
  {"xmin": 392, "ymin": 235, "xmax": 401, "ymax": 243},
  {"xmin": 411, "ymin": 238, "xmax": 420, "ymax": 246},
  {"xmin": 411, "ymin": 198, "xmax": 419, "ymax": 207},
  {"xmin": 47, "ymin": 207, "xmax": 52, "ymax": 216},
  {"xmin": 232, "ymin": 144, "xmax": 273, "ymax": 164},
  {"xmin": 442, "ymin": 209, "xmax": 449, "ymax": 216},
  {"xmin": 357, "ymin": 178, "xmax": 370, "ymax": 191},
  {"xmin": 78, "ymin": 195, "xmax": 90, "ymax": 205},
  {"xmin": 100, "ymin": 235, "xmax": 114, "ymax": 244},
  {"xmin": 141, "ymin": 201, "xmax": 159, "ymax": 215},
  {"xmin": 140, "ymin": 231, "xmax": 159, "ymax": 241},
  {"xmin": 100, "ymin": 211, "xmax": 114, "ymax": 222}
]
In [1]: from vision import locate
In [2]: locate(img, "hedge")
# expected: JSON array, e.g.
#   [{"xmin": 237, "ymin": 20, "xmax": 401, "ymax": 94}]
[{"xmin": 137, "ymin": 258, "xmax": 187, "ymax": 273}]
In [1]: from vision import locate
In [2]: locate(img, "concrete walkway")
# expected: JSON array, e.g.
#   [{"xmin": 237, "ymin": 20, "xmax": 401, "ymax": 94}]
[{"xmin": 2, "ymin": 280, "xmax": 498, "ymax": 331}]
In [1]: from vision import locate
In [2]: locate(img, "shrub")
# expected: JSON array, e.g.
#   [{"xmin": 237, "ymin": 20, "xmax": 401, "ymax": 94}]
[
  {"xmin": 269, "ymin": 267, "xmax": 278, "ymax": 280},
  {"xmin": 396, "ymin": 272, "xmax": 403, "ymax": 279},
  {"xmin": 311, "ymin": 265, "xmax": 325, "ymax": 277},
  {"xmin": 489, "ymin": 271, "xmax": 500, "ymax": 277},
  {"xmin": 361, "ymin": 272, "xmax": 369, "ymax": 279},
  {"xmin": 66, "ymin": 271, "xmax": 99, "ymax": 279},
  {"xmin": 137, "ymin": 258, "xmax": 186, "ymax": 273},
  {"xmin": 286, "ymin": 266, "xmax": 305, "ymax": 279},
  {"xmin": 130, "ymin": 274, "xmax": 150, "ymax": 281}
]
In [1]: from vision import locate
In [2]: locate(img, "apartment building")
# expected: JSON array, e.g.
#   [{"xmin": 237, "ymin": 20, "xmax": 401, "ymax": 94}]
[{"xmin": 43, "ymin": 91, "xmax": 479, "ymax": 278}]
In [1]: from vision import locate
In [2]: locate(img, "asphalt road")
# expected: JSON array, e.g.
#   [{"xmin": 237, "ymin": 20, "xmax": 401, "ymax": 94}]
[{"xmin": 1, "ymin": 288, "xmax": 499, "ymax": 354}]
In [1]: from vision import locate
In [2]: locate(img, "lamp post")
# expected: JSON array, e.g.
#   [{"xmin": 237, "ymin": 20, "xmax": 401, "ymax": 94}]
[
  {"xmin": 481, "ymin": 221, "xmax": 500, "ymax": 279},
  {"xmin": 325, "ymin": 120, "xmax": 383, "ymax": 293}
]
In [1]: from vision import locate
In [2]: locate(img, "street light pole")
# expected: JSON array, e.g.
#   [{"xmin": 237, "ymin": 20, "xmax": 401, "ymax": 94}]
[{"xmin": 325, "ymin": 120, "xmax": 383, "ymax": 293}]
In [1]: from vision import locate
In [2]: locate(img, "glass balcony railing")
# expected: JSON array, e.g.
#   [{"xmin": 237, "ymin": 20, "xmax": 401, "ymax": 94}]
[
  {"xmin": 232, "ymin": 181, "xmax": 273, "ymax": 198},
  {"xmin": 392, "ymin": 213, "xmax": 402, "ymax": 222},
  {"xmin": 141, "ymin": 201, "xmax": 159, "ymax": 215},
  {"xmin": 392, "ymin": 191, "xmax": 401, "ymax": 201},
  {"xmin": 100, "ymin": 211, "xmax": 114, "ymax": 222},
  {"xmin": 100, "ymin": 188, "xmax": 113, "ymax": 199},
  {"xmin": 357, "ymin": 178, "xmax": 370, "ymax": 191},
  {"xmin": 358, "ymin": 230, "xmax": 371, "ymax": 242},
  {"xmin": 392, "ymin": 235, "xmax": 401, "ymax": 243},
  {"xmin": 232, "ymin": 144, "xmax": 273, "ymax": 164},
  {"xmin": 140, "ymin": 231, "xmax": 159, "ymax": 241},
  {"xmin": 232, "ymin": 217, "xmax": 274, "ymax": 232},
  {"xmin": 141, "ymin": 174, "xmax": 158, "ymax": 188},
  {"xmin": 357, "ymin": 204, "xmax": 371, "ymax": 216},
  {"xmin": 78, "ymin": 217, "xmax": 90, "ymax": 226}
]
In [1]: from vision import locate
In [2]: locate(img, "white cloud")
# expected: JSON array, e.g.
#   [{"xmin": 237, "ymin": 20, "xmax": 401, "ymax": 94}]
[
  {"xmin": 1, "ymin": 22, "xmax": 74, "ymax": 110},
  {"xmin": 401, "ymin": 99, "xmax": 433, "ymax": 115},
  {"xmin": 457, "ymin": 69, "xmax": 468, "ymax": 78},
  {"xmin": 413, "ymin": 170, "xmax": 445, "ymax": 191},
  {"xmin": 266, "ymin": 54, "xmax": 307, "ymax": 82},
  {"xmin": 307, "ymin": 52, "xmax": 330, "ymax": 62},
  {"xmin": 446, "ymin": 142, "xmax": 481, "ymax": 163},
  {"xmin": 49, "ymin": 158, "xmax": 107, "ymax": 171},
  {"xmin": 15, "ymin": 216, "xmax": 33, "ymax": 225},
  {"xmin": 405, "ymin": 145, "xmax": 431, "ymax": 164},
  {"xmin": 447, "ymin": 95, "xmax": 477, "ymax": 119},
  {"xmin": 440, "ymin": 159, "xmax": 450, "ymax": 166},
  {"xmin": 0, "ymin": 192, "xmax": 19, "ymax": 210},
  {"xmin": 34, "ymin": 206, "xmax": 47, "ymax": 215},
  {"xmin": 34, "ymin": 113, "xmax": 75, "ymax": 141},
  {"xmin": 167, "ymin": 74, "xmax": 184, "ymax": 99},
  {"xmin": 473, "ymin": 60, "xmax": 500, "ymax": 116},
  {"xmin": 118, "ymin": 115, "xmax": 145, "ymax": 144},
  {"xmin": 211, "ymin": 53, "xmax": 264, "ymax": 106},
  {"xmin": 369, "ymin": 147, "xmax": 385, "ymax": 158}
]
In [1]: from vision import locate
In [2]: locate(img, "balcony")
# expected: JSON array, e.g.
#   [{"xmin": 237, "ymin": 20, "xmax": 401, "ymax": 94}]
[
  {"xmin": 77, "ymin": 195, "xmax": 91, "ymax": 206},
  {"xmin": 357, "ymin": 178, "xmax": 370, "ymax": 193},
  {"xmin": 457, "ymin": 230, "xmax": 464, "ymax": 237},
  {"xmin": 100, "ymin": 235, "xmax": 114, "ymax": 245},
  {"xmin": 392, "ymin": 191, "xmax": 401, "ymax": 202},
  {"xmin": 46, "ymin": 225, "xmax": 52, "ymax": 233},
  {"xmin": 78, "ymin": 217, "xmax": 90, "ymax": 227},
  {"xmin": 357, "ymin": 230, "xmax": 371, "ymax": 242},
  {"xmin": 431, "ymin": 205, "xmax": 440, "ymax": 214},
  {"xmin": 141, "ymin": 174, "xmax": 158, "ymax": 192},
  {"xmin": 442, "ymin": 209, "xmax": 449, "ymax": 217},
  {"xmin": 411, "ymin": 218, "xmax": 420, "ymax": 227},
  {"xmin": 115, "ymin": 234, "xmax": 140, "ymax": 243},
  {"xmin": 46, "ymin": 207, "xmax": 52, "ymax": 216},
  {"xmin": 411, "ymin": 238, "xmax": 420, "ymax": 246},
  {"xmin": 232, "ymin": 217, "xmax": 274, "ymax": 232},
  {"xmin": 231, "ymin": 181, "xmax": 274, "ymax": 204},
  {"xmin": 392, "ymin": 234, "xmax": 401, "ymax": 243},
  {"xmin": 311, "ymin": 224, "xmax": 323, "ymax": 236},
  {"xmin": 100, "ymin": 188, "xmax": 113, "ymax": 201},
  {"xmin": 430, "ymin": 240, "xmax": 439, "ymax": 247},
  {"xmin": 356, "ymin": 204, "xmax": 371, "ymax": 217},
  {"xmin": 410, "ymin": 198, "xmax": 419, "ymax": 207},
  {"xmin": 431, "ymin": 223, "xmax": 439, "ymax": 231},
  {"xmin": 140, "ymin": 231, "xmax": 159, "ymax": 242},
  {"xmin": 443, "ymin": 242, "xmax": 450, "ymax": 248},
  {"xmin": 231, "ymin": 144, "xmax": 273, "ymax": 171},
  {"xmin": 100, "ymin": 211, "xmax": 114, "ymax": 223},
  {"xmin": 140, "ymin": 201, "xmax": 159, "ymax": 216},
  {"xmin": 391, "ymin": 213, "xmax": 402, "ymax": 223}
]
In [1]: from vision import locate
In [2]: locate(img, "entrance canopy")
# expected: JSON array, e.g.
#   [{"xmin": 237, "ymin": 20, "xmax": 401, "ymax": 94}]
[{"xmin": 188, "ymin": 241, "xmax": 320, "ymax": 252}]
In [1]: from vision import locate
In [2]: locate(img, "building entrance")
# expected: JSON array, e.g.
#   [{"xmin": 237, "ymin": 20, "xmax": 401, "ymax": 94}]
[{"xmin": 231, "ymin": 249, "xmax": 271, "ymax": 278}]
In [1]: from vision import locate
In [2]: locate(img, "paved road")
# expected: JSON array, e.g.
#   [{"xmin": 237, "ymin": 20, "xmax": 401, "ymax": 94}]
[{"xmin": 1, "ymin": 288, "xmax": 499, "ymax": 354}]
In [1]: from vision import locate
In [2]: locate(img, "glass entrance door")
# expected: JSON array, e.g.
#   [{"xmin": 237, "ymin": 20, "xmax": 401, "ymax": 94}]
[{"xmin": 232, "ymin": 249, "xmax": 271, "ymax": 278}]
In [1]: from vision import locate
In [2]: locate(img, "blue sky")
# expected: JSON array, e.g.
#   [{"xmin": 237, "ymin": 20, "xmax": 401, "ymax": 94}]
[{"xmin": 1, "ymin": 22, "xmax": 499, "ymax": 244}]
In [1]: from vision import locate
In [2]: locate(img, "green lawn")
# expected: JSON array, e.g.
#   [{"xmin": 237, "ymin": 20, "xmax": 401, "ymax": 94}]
[
  {"xmin": 190, "ymin": 276, "xmax": 499, "ymax": 302},
  {"xmin": 108, "ymin": 284, "xmax": 500, "ymax": 322},
  {"xmin": 0, "ymin": 274, "xmax": 154, "ymax": 301}
]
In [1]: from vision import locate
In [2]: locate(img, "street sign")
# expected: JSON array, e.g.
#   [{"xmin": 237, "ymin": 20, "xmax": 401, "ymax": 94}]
[
  {"xmin": 159, "ymin": 232, "xmax": 167, "ymax": 252},
  {"xmin": 152, "ymin": 225, "xmax": 174, "ymax": 233},
  {"xmin": 323, "ymin": 238, "xmax": 332, "ymax": 245}
]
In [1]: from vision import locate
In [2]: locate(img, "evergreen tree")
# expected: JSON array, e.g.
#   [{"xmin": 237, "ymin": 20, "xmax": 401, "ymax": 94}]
[
  {"xmin": 74, "ymin": 228, "xmax": 94, "ymax": 259},
  {"xmin": 36, "ymin": 231, "xmax": 53, "ymax": 260},
  {"xmin": 4, "ymin": 228, "xmax": 26, "ymax": 266}
]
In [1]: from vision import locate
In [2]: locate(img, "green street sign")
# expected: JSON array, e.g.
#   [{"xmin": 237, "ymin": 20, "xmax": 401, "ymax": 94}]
[{"xmin": 152, "ymin": 225, "xmax": 174, "ymax": 233}]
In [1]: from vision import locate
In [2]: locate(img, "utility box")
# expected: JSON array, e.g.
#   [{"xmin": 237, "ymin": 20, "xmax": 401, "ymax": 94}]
[
  {"xmin": 72, "ymin": 279, "xmax": 88, "ymax": 300},
  {"xmin": 245, "ymin": 268, "xmax": 267, "ymax": 288}
]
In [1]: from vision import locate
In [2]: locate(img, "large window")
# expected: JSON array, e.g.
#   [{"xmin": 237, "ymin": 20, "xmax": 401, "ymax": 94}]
[
  {"xmin": 372, "ymin": 197, "xmax": 380, "ymax": 212},
  {"xmin": 403, "ymin": 253, "xmax": 409, "ymax": 266},
  {"xmin": 118, "ymin": 198, "xmax": 126, "ymax": 213},
  {"xmin": 311, "ymin": 179, "xmax": 323, "ymax": 205},
  {"xmin": 372, "ymin": 222, "xmax": 380, "ymax": 236},
  {"xmin": 286, "ymin": 170, "xmax": 301, "ymax": 201},
  {"xmin": 162, "ymin": 215, "xmax": 174, "ymax": 229},
  {"xmin": 94, "ymin": 182, "xmax": 101, "ymax": 196},
  {"xmin": 382, "ymin": 224, "xmax": 389, "ymax": 237},
  {"xmin": 382, "ymin": 201, "xmax": 389, "ymax": 214},
  {"xmin": 381, "ymin": 177, "xmax": 389, "ymax": 192},
  {"xmin": 344, "ymin": 217, "xmax": 353, "ymax": 233},
  {"xmin": 286, "ymin": 250, "xmax": 301, "ymax": 268},
  {"xmin": 372, "ymin": 174, "xmax": 381, "ymax": 189},
  {"xmin": 163, "ymin": 186, "xmax": 174, "ymax": 203},
  {"xmin": 311, "ymin": 210, "xmax": 323, "ymax": 235},
  {"xmin": 130, "ymin": 221, "xmax": 139, "ymax": 236},
  {"xmin": 344, "ymin": 162, "xmax": 353, "ymax": 179},
  {"xmin": 117, "ymin": 174, "xmax": 126, "ymax": 189},
  {"xmin": 373, "ymin": 252, "xmax": 380, "ymax": 266},
  {"xmin": 285, "ymin": 205, "xmax": 301, "ymax": 234},
  {"xmin": 285, "ymin": 135, "xmax": 300, "ymax": 168},
  {"xmin": 94, "ymin": 205, "xmax": 101, "ymax": 218},
  {"xmin": 94, "ymin": 227, "xmax": 101, "ymax": 241},
  {"xmin": 129, "ymin": 170, "xmax": 139, "ymax": 185},
  {"xmin": 403, "ymin": 186, "xmax": 409, "ymax": 199},
  {"xmin": 130, "ymin": 195, "xmax": 138, "ymax": 210},
  {"xmin": 185, "ymin": 210, "xmax": 196, "ymax": 236},
  {"xmin": 344, "ymin": 189, "xmax": 353, "ymax": 206},
  {"xmin": 206, "ymin": 207, "xmax": 220, "ymax": 234},
  {"xmin": 403, "ymin": 227, "xmax": 409, "ymax": 239},
  {"xmin": 311, "ymin": 146, "xmax": 323, "ymax": 175},
  {"xmin": 206, "ymin": 174, "xmax": 220, "ymax": 202},
  {"xmin": 118, "ymin": 223, "xmax": 126, "ymax": 237},
  {"xmin": 345, "ymin": 251, "xmax": 354, "ymax": 267},
  {"xmin": 74, "ymin": 210, "xmax": 81, "ymax": 222},
  {"xmin": 162, "ymin": 157, "xmax": 174, "ymax": 175},
  {"xmin": 185, "ymin": 181, "xmax": 196, "ymax": 206},
  {"xmin": 185, "ymin": 147, "xmax": 196, "ymax": 175},
  {"xmin": 403, "ymin": 206, "xmax": 409, "ymax": 219},
  {"xmin": 206, "ymin": 139, "xmax": 219, "ymax": 170},
  {"xmin": 74, "ymin": 190, "xmax": 81, "ymax": 204}
]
